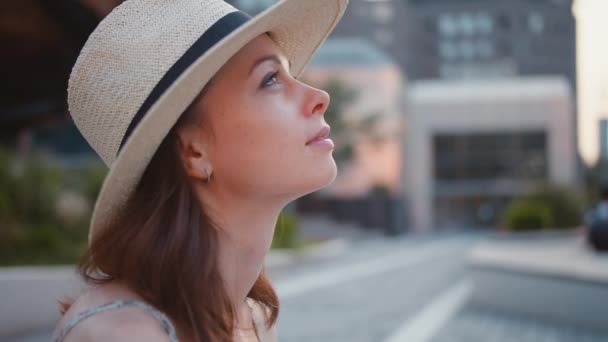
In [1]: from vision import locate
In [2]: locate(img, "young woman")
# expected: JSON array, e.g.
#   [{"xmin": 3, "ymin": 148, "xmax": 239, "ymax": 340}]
[{"xmin": 51, "ymin": 0, "xmax": 347, "ymax": 341}]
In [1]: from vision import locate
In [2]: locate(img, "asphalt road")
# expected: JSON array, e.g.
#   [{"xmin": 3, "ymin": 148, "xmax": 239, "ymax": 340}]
[
  {"xmin": 271, "ymin": 233, "xmax": 608, "ymax": 342},
  {"xmin": 9, "ymin": 232, "xmax": 608, "ymax": 342},
  {"xmin": 271, "ymin": 234, "xmax": 477, "ymax": 342}
]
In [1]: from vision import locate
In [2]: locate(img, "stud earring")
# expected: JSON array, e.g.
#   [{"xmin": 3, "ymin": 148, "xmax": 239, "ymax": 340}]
[{"xmin": 204, "ymin": 167, "xmax": 212, "ymax": 184}]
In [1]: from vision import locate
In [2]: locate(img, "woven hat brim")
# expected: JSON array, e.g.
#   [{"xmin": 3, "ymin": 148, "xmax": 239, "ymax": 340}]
[{"xmin": 88, "ymin": 0, "xmax": 348, "ymax": 243}]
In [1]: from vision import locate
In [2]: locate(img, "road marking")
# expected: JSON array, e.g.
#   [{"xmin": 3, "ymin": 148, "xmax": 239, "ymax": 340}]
[
  {"xmin": 383, "ymin": 280, "xmax": 472, "ymax": 342},
  {"xmin": 276, "ymin": 238, "xmax": 470, "ymax": 299}
]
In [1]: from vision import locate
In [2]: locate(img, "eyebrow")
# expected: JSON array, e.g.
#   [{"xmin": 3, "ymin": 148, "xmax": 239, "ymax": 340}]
[{"xmin": 249, "ymin": 54, "xmax": 291, "ymax": 76}]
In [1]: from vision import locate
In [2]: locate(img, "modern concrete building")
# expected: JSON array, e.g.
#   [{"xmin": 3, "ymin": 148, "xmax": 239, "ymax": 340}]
[
  {"xmin": 404, "ymin": 76, "xmax": 577, "ymax": 231},
  {"xmin": 408, "ymin": 0, "xmax": 576, "ymax": 84},
  {"xmin": 324, "ymin": 0, "xmax": 429, "ymax": 81},
  {"xmin": 229, "ymin": 0, "xmax": 576, "ymax": 86},
  {"xmin": 407, "ymin": 0, "xmax": 579, "ymax": 181}
]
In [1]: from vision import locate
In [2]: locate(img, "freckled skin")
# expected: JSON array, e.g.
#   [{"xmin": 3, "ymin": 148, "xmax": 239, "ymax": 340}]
[{"xmin": 196, "ymin": 34, "xmax": 337, "ymax": 200}]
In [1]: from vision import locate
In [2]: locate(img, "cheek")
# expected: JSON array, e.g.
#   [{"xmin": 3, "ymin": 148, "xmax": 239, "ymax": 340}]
[
  {"xmin": 213, "ymin": 109, "xmax": 305, "ymax": 181},
  {"xmin": 209, "ymin": 95, "xmax": 336, "ymax": 194}
]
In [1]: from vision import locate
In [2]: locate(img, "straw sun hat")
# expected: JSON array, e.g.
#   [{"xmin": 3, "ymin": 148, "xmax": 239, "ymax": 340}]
[{"xmin": 68, "ymin": 0, "xmax": 348, "ymax": 243}]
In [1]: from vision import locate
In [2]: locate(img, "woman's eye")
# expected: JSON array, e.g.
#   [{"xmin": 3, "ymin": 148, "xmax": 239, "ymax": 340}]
[{"xmin": 261, "ymin": 71, "xmax": 279, "ymax": 88}]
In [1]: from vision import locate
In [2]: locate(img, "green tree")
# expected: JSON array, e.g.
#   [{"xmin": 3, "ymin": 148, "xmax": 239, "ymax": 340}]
[
  {"xmin": 503, "ymin": 184, "xmax": 583, "ymax": 231},
  {"xmin": 0, "ymin": 147, "xmax": 99, "ymax": 265}
]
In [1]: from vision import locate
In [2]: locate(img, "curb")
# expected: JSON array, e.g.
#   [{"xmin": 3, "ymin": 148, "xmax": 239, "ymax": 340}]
[
  {"xmin": 468, "ymin": 236, "xmax": 608, "ymax": 285},
  {"xmin": 487, "ymin": 227, "xmax": 586, "ymax": 241},
  {"xmin": 468, "ymin": 235, "xmax": 608, "ymax": 332}
]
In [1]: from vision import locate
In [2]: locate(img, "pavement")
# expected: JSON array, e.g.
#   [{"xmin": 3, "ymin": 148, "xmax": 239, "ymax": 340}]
[
  {"xmin": 431, "ymin": 304, "xmax": 608, "ymax": 342},
  {"xmin": 468, "ymin": 230, "xmax": 608, "ymax": 333},
  {"xmin": 469, "ymin": 230, "xmax": 608, "ymax": 284},
  {"xmin": 274, "ymin": 231, "xmax": 608, "ymax": 342},
  {"xmin": 274, "ymin": 233, "xmax": 479, "ymax": 342},
  {"xmin": 3, "ymin": 223, "xmax": 608, "ymax": 342}
]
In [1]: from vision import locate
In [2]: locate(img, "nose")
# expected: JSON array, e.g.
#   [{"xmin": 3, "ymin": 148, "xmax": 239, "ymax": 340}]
[{"xmin": 303, "ymin": 85, "xmax": 330, "ymax": 118}]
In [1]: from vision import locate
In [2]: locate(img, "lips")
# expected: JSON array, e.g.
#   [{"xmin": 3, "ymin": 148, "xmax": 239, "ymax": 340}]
[{"xmin": 306, "ymin": 126, "xmax": 331, "ymax": 145}]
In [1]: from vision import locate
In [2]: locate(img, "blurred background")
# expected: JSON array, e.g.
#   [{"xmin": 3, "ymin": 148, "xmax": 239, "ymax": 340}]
[{"xmin": 2, "ymin": 0, "xmax": 608, "ymax": 341}]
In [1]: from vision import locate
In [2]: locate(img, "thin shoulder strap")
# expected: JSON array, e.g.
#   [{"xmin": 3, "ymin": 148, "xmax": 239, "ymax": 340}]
[{"xmin": 53, "ymin": 299, "xmax": 179, "ymax": 342}]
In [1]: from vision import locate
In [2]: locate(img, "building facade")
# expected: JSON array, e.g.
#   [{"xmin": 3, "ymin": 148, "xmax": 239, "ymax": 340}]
[
  {"xmin": 406, "ymin": 0, "xmax": 581, "ymax": 211},
  {"xmin": 230, "ymin": 0, "xmax": 575, "ymax": 83},
  {"xmin": 323, "ymin": 0, "xmax": 430, "ymax": 81},
  {"xmin": 405, "ymin": 76, "xmax": 577, "ymax": 230},
  {"xmin": 408, "ymin": 0, "xmax": 576, "ymax": 84}
]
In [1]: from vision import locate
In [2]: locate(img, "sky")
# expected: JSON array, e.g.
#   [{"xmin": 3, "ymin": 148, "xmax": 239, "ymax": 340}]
[{"xmin": 574, "ymin": 0, "xmax": 608, "ymax": 165}]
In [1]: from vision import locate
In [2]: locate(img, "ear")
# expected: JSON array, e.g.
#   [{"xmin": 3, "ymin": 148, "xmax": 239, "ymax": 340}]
[{"xmin": 175, "ymin": 127, "xmax": 213, "ymax": 181}]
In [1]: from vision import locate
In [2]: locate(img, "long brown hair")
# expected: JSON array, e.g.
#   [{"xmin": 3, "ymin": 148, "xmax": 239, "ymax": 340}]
[{"xmin": 63, "ymin": 89, "xmax": 279, "ymax": 341}]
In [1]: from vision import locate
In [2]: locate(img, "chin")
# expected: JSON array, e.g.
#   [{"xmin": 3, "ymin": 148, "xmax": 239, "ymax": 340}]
[
  {"xmin": 324, "ymin": 158, "xmax": 338, "ymax": 185},
  {"xmin": 280, "ymin": 157, "xmax": 337, "ymax": 200},
  {"xmin": 306, "ymin": 158, "xmax": 338, "ymax": 193}
]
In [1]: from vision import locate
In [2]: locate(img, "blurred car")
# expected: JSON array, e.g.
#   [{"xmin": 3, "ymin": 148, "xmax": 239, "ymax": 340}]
[{"xmin": 585, "ymin": 191, "xmax": 608, "ymax": 252}]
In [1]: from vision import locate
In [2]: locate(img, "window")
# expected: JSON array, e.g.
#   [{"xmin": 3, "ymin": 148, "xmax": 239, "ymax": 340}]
[
  {"xmin": 458, "ymin": 12, "xmax": 475, "ymax": 36},
  {"xmin": 374, "ymin": 29, "xmax": 393, "ymax": 45},
  {"xmin": 439, "ymin": 41, "xmax": 457, "ymax": 60},
  {"xmin": 433, "ymin": 131, "xmax": 547, "ymax": 181},
  {"xmin": 477, "ymin": 40, "xmax": 494, "ymax": 59},
  {"xmin": 448, "ymin": 40, "xmax": 494, "ymax": 61},
  {"xmin": 475, "ymin": 13, "xmax": 494, "ymax": 35},
  {"xmin": 372, "ymin": 3, "xmax": 394, "ymax": 22},
  {"xmin": 423, "ymin": 17, "xmax": 436, "ymax": 33},
  {"xmin": 438, "ymin": 13, "xmax": 457, "ymax": 37},
  {"xmin": 528, "ymin": 12, "xmax": 544, "ymax": 34},
  {"xmin": 497, "ymin": 13, "xmax": 511, "ymax": 30},
  {"xmin": 459, "ymin": 40, "xmax": 475, "ymax": 60},
  {"xmin": 439, "ymin": 12, "xmax": 493, "ymax": 38}
]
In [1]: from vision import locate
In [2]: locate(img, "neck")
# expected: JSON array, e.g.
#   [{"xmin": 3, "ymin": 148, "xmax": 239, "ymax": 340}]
[{"xmin": 198, "ymin": 183, "xmax": 288, "ymax": 323}]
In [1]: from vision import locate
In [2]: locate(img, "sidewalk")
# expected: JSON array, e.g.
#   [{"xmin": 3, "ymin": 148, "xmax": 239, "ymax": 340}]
[
  {"xmin": 470, "ymin": 230, "xmax": 608, "ymax": 284},
  {"xmin": 430, "ymin": 304, "xmax": 608, "ymax": 342},
  {"xmin": 468, "ymin": 230, "xmax": 608, "ymax": 332}
]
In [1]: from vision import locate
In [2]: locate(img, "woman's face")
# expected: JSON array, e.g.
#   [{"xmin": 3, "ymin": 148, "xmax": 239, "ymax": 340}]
[{"xmin": 187, "ymin": 34, "xmax": 336, "ymax": 200}]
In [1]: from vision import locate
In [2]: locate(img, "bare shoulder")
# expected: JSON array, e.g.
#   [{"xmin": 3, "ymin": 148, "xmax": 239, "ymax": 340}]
[
  {"xmin": 52, "ymin": 282, "xmax": 172, "ymax": 342},
  {"xmin": 61, "ymin": 315, "xmax": 171, "ymax": 342},
  {"xmin": 248, "ymin": 299, "xmax": 278, "ymax": 342}
]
